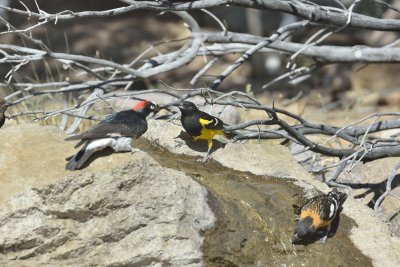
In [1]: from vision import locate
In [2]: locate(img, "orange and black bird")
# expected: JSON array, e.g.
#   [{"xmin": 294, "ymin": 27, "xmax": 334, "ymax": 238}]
[
  {"xmin": 0, "ymin": 98, "xmax": 10, "ymax": 128},
  {"xmin": 291, "ymin": 189, "xmax": 347, "ymax": 244},
  {"xmin": 175, "ymin": 101, "xmax": 235, "ymax": 161},
  {"xmin": 65, "ymin": 100, "xmax": 158, "ymax": 170}
]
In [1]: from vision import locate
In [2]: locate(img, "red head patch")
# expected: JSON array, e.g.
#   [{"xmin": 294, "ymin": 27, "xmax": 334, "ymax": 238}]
[{"xmin": 132, "ymin": 100, "xmax": 152, "ymax": 111}]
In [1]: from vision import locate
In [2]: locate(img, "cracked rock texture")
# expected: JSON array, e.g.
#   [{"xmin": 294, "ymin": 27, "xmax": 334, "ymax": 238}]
[
  {"xmin": 0, "ymin": 149, "xmax": 214, "ymax": 266},
  {"xmin": 1, "ymin": 122, "xmax": 400, "ymax": 267}
]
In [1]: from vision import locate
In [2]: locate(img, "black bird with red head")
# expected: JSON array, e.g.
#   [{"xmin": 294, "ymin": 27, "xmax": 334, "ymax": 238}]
[{"xmin": 65, "ymin": 100, "xmax": 158, "ymax": 170}]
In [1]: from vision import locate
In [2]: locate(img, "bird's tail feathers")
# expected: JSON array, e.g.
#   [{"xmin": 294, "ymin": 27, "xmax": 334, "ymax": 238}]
[{"xmin": 66, "ymin": 145, "xmax": 95, "ymax": 170}]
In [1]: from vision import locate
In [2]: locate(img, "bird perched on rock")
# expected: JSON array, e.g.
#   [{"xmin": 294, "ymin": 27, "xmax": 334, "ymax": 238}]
[
  {"xmin": 0, "ymin": 98, "xmax": 9, "ymax": 128},
  {"xmin": 291, "ymin": 189, "xmax": 347, "ymax": 244},
  {"xmin": 65, "ymin": 100, "xmax": 158, "ymax": 170},
  {"xmin": 175, "ymin": 101, "xmax": 235, "ymax": 161}
]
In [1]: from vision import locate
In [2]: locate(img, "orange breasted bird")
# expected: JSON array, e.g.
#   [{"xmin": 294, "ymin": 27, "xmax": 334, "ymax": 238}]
[
  {"xmin": 291, "ymin": 189, "xmax": 347, "ymax": 244},
  {"xmin": 65, "ymin": 100, "xmax": 158, "ymax": 170},
  {"xmin": 175, "ymin": 101, "xmax": 235, "ymax": 161}
]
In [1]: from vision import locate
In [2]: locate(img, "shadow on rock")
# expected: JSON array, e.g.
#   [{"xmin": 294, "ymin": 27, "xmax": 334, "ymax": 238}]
[
  {"xmin": 344, "ymin": 174, "xmax": 400, "ymax": 209},
  {"xmin": 65, "ymin": 147, "xmax": 128, "ymax": 170}
]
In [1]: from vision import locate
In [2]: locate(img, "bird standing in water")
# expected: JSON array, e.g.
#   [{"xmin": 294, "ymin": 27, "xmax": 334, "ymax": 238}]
[
  {"xmin": 176, "ymin": 101, "xmax": 235, "ymax": 161},
  {"xmin": 65, "ymin": 100, "xmax": 158, "ymax": 170},
  {"xmin": 291, "ymin": 189, "xmax": 347, "ymax": 244}
]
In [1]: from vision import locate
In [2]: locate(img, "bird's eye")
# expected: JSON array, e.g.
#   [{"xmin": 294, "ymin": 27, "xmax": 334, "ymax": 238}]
[{"xmin": 150, "ymin": 104, "xmax": 155, "ymax": 110}]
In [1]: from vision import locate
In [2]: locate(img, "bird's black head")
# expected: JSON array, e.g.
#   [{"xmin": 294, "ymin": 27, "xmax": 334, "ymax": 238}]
[
  {"xmin": 176, "ymin": 101, "xmax": 198, "ymax": 114},
  {"xmin": 132, "ymin": 100, "xmax": 159, "ymax": 117},
  {"xmin": 291, "ymin": 216, "xmax": 313, "ymax": 244}
]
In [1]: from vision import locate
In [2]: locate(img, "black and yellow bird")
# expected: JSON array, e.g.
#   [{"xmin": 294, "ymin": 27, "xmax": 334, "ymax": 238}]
[
  {"xmin": 176, "ymin": 101, "xmax": 235, "ymax": 161},
  {"xmin": 291, "ymin": 189, "xmax": 347, "ymax": 244}
]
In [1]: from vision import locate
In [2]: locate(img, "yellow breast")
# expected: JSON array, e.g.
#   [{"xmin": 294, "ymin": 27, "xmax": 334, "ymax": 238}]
[
  {"xmin": 195, "ymin": 118, "xmax": 225, "ymax": 141},
  {"xmin": 194, "ymin": 128, "xmax": 224, "ymax": 141}
]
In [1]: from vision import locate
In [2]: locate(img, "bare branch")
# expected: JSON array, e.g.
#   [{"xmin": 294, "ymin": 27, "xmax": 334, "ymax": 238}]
[
  {"xmin": 2, "ymin": 0, "xmax": 400, "ymax": 31},
  {"xmin": 374, "ymin": 162, "xmax": 400, "ymax": 212}
]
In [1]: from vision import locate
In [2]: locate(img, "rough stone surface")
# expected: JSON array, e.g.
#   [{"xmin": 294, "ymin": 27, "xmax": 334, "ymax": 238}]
[
  {"xmin": 145, "ymin": 120, "xmax": 312, "ymax": 181},
  {"xmin": 0, "ymin": 122, "xmax": 399, "ymax": 266},
  {"xmin": 145, "ymin": 119, "xmax": 400, "ymax": 267},
  {"xmin": 137, "ymin": 140, "xmax": 372, "ymax": 267},
  {"xmin": 0, "ymin": 152, "xmax": 214, "ymax": 266},
  {"xmin": 0, "ymin": 124, "xmax": 133, "ymax": 205},
  {"xmin": 338, "ymin": 157, "xmax": 400, "ymax": 235}
]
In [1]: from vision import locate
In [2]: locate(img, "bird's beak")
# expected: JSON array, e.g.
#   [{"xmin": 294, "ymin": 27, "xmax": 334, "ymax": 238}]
[
  {"xmin": 150, "ymin": 105, "xmax": 161, "ymax": 118},
  {"xmin": 154, "ymin": 105, "xmax": 161, "ymax": 114}
]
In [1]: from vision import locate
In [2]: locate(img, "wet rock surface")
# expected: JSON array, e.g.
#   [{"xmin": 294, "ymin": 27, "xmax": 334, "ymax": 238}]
[
  {"xmin": 136, "ymin": 140, "xmax": 371, "ymax": 267},
  {"xmin": 143, "ymin": 120, "xmax": 400, "ymax": 267},
  {"xmin": 0, "ymin": 122, "xmax": 399, "ymax": 266}
]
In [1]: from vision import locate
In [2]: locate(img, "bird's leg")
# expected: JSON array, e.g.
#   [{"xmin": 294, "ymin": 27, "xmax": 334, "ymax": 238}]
[
  {"xmin": 318, "ymin": 235, "xmax": 328, "ymax": 245},
  {"xmin": 317, "ymin": 226, "xmax": 330, "ymax": 244},
  {"xmin": 112, "ymin": 137, "xmax": 133, "ymax": 152},
  {"xmin": 199, "ymin": 139, "xmax": 212, "ymax": 162},
  {"xmin": 112, "ymin": 137, "xmax": 140, "ymax": 154}
]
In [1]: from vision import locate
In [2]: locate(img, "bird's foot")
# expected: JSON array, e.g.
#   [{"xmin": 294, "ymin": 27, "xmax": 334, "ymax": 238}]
[
  {"xmin": 197, "ymin": 154, "xmax": 211, "ymax": 162},
  {"xmin": 318, "ymin": 235, "xmax": 328, "ymax": 245}
]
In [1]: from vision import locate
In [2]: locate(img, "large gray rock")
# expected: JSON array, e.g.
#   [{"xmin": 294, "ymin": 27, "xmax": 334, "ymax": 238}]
[
  {"xmin": 0, "ymin": 122, "xmax": 399, "ymax": 266},
  {"xmin": 0, "ymin": 152, "xmax": 215, "ymax": 266}
]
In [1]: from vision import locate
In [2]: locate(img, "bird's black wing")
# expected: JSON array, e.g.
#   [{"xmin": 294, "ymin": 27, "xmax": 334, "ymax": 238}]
[
  {"xmin": 319, "ymin": 196, "xmax": 338, "ymax": 221},
  {"xmin": 303, "ymin": 195, "xmax": 337, "ymax": 221},
  {"xmin": 197, "ymin": 110, "xmax": 225, "ymax": 130},
  {"xmin": 66, "ymin": 110, "xmax": 147, "ymax": 141}
]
